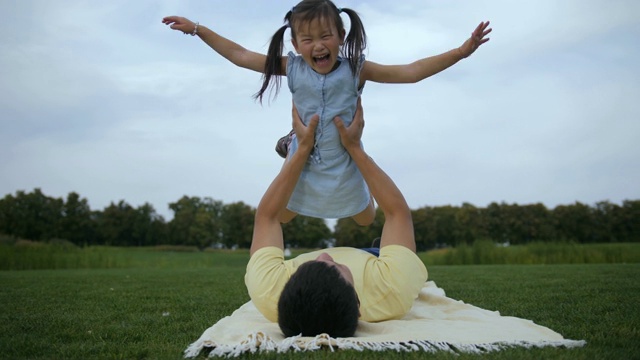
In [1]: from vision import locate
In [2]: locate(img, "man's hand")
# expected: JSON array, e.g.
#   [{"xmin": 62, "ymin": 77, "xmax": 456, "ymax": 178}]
[
  {"xmin": 292, "ymin": 102, "xmax": 319, "ymax": 152},
  {"xmin": 458, "ymin": 21, "xmax": 492, "ymax": 59},
  {"xmin": 333, "ymin": 98, "xmax": 364, "ymax": 151}
]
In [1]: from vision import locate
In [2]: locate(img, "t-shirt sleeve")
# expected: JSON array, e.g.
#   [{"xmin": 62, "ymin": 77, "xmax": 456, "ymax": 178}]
[
  {"xmin": 244, "ymin": 247, "xmax": 291, "ymax": 322},
  {"xmin": 286, "ymin": 51, "xmax": 299, "ymax": 92},
  {"xmin": 364, "ymin": 245, "xmax": 428, "ymax": 321}
]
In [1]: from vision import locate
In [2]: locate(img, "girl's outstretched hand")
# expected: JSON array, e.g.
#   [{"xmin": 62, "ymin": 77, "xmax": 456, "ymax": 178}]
[
  {"xmin": 162, "ymin": 16, "xmax": 197, "ymax": 35},
  {"xmin": 458, "ymin": 21, "xmax": 492, "ymax": 59}
]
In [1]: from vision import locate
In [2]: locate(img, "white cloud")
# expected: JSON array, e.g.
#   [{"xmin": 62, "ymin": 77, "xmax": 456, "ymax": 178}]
[{"xmin": 1, "ymin": 0, "xmax": 639, "ymax": 221}]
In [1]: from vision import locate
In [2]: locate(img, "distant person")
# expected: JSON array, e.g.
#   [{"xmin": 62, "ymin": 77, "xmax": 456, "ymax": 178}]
[
  {"xmin": 162, "ymin": 1, "xmax": 491, "ymax": 225},
  {"xmin": 245, "ymin": 99, "xmax": 428, "ymax": 337}
]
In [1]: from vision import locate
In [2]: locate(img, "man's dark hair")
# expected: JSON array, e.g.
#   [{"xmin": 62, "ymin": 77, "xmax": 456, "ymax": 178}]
[{"xmin": 277, "ymin": 261, "xmax": 359, "ymax": 337}]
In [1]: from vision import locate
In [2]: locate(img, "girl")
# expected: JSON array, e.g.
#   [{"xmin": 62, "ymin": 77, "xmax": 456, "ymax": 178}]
[{"xmin": 163, "ymin": 0, "xmax": 491, "ymax": 225}]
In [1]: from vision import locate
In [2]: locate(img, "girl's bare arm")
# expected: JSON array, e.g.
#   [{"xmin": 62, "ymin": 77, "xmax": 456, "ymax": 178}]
[
  {"xmin": 163, "ymin": 16, "xmax": 287, "ymax": 74},
  {"xmin": 359, "ymin": 21, "xmax": 491, "ymax": 85}
]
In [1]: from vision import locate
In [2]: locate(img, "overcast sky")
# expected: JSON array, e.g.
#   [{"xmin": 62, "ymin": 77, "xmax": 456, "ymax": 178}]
[{"xmin": 1, "ymin": 0, "xmax": 638, "ymax": 222}]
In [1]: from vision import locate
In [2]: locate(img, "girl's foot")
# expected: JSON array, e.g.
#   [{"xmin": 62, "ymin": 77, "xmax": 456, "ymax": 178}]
[{"xmin": 275, "ymin": 129, "xmax": 295, "ymax": 158}]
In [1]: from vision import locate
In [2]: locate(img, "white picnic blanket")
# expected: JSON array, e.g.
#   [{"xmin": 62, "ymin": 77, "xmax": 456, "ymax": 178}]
[{"xmin": 185, "ymin": 281, "xmax": 585, "ymax": 357}]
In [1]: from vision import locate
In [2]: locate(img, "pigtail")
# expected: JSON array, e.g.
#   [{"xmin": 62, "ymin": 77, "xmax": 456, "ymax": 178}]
[
  {"xmin": 254, "ymin": 12, "xmax": 293, "ymax": 104},
  {"xmin": 339, "ymin": 8, "xmax": 367, "ymax": 75}
]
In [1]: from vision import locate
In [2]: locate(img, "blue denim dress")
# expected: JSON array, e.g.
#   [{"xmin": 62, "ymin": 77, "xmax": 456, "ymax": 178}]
[{"xmin": 285, "ymin": 52, "xmax": 370, "ymax": 219}]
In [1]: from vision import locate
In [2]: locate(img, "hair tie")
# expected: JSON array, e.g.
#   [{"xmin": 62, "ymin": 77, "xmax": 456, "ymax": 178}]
[{"xmin": 338, "ymin": 8, "xmax": 343, "ymax": 13}]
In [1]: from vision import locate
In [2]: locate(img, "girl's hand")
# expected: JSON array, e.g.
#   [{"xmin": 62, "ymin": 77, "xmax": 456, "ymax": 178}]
[
  {"xmin": 458, "ymin": 21, "xmax": 492, "ymax": 59},
  {"xmin": 162, "ymin": 16, "xmax": 197, "ymax": 35}
]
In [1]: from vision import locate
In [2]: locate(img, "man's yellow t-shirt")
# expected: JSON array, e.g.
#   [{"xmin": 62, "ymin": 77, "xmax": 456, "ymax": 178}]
[{"xmin": 245, "ymin": 245, "xmax": 428, "ymax": 323}]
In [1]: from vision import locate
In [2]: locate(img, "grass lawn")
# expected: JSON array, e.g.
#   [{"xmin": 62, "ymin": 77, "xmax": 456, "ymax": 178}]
[{"xmin": 0, "ymin": 251, "xmax": 639, "ymax": 359}]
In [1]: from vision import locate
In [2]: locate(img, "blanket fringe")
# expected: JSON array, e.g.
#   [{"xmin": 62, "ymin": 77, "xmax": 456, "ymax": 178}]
[{"xmin": 183, "ymin": 332, "xmax": 586, "ymax": 358}]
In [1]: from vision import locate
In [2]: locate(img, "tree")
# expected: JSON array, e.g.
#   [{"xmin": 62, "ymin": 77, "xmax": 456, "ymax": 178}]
[
  {"xmin": 94, "ymin": 201, "xmax": 168, "ymax": 247},
  {"xmin": 0, "ymin": 189, "xmax": 63, "ymax": 241},
  {"xmin": 282, "ymin": 216, "xmax": 332, "ymax": 248},
  {"xmin": 220, "ymin": 202, "xmax": 255, "ymax": 249},
  {"xmin": 334, "ymin": 208, "xmax": 384, "ymax": 248},
  {"xmin": 430, "ymin": 205, "xmax": 462, "ymax": 247},
  {"xmin": 412, "ymin": 207, "xmax": 436, "ymax": 251},
  {"xmin": 553, "ymin": 202, "xmax": 595, "ymax": 243},
  {"xmin": 97, "ymin": 200, "xmax": 137, "ymax": 246},
  {"xmin": 482, "ymin": 202, "xmax": 511, "ymax": 244},
  {"xmin": 131, "ymin": 203, "xmax": 167, "ymax": 246},
  {"xmin": 507, "ymin": 203, "xmax": 554, "ymax": 243},
  {"xmin": 456, "ymin": 202, "xmax": 486, "ymax": 244},
  {"xmin": 592, "ymin": 201, "xmax": 621, "ymax": 243},
  {"xmin": 0, "ymin": 193, "xmax": 17, "ymax": 236},
  {"xmin": 58, "ymin": 192, "xmax": 96, "ymax": 245},
  {"xmin": 168, "ymin": 196, "xmax": 223, "ymax": 248},
  {"xmin": 620, "ymin": 200, "xmax": 640, "ymax": 242}
]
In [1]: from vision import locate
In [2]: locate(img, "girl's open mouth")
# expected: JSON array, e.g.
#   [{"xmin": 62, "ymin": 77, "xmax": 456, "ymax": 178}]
[{"xmin": 314, "ymin": 54, "xmax": 331, "ymax": 66}]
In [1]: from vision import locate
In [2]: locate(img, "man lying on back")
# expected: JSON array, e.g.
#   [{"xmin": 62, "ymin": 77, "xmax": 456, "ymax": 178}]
[{"xmin": 245, "ymin": 100, "xmax": 428, "ymax": 337}]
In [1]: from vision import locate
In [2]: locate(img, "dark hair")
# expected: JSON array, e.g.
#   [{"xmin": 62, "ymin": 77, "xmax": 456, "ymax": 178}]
[
  {"xmin": 254, "ymin": 0, "xmax": 367, "ymax": 103},
  {"xmin": 277, "ymin": 260, "xmax": 359, "ymax": 338}
]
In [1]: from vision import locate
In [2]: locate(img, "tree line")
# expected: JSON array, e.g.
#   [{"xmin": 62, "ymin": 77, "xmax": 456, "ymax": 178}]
[
  {"xmin": 0, "ymin": 189, "xmax": 330, "ymax": 249},
  {"xmin": 336, "ymin": 201, "xmax": 640, "ymax": 250},
  {"xmin": 0, "ymin": 189, "xmax": 638, "ymax": 249}
]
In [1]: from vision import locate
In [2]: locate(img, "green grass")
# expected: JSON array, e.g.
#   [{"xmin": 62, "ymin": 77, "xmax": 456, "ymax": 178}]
[
  {"xmin": 3, "ymin": 241, "xmax": 639, "ymax": 271},
  {"xmin": 421, "ymin": 241, "xmax": 640, "ymax": 265},
  {"xmin": 1, "ymin": 249, "xmax": 639, "ymax": 359},
  {"xmin": 0, "ymin": 242, "xmax": 251, "ymax": 270},
  {"xmin": 0, "ymin": 266, "xmax": 250, "ymax": 360}
]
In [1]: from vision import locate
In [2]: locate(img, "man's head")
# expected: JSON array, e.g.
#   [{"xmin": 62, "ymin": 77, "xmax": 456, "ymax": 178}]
[{"xmin": 277, "ymin": 253, "xmax": 359, "ymax": 337}]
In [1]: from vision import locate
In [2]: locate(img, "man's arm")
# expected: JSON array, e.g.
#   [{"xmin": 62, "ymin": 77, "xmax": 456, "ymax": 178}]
[
  {"xmin": 333, "ymin": 101, "xmax": 416, "ymax": 252},
  {"xmin": 249, "ymin": 108, "xmax": 319, "ymax": 256}
]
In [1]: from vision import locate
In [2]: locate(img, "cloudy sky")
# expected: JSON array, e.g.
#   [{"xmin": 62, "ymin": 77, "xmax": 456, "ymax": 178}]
[{"xmin": 1, "ymin": 0, "xmax": 638, "ymax": 222}]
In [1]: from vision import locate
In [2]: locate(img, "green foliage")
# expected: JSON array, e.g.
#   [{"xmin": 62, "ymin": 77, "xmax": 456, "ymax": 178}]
[
  {"xmin": 0, "ymin": 189, "xmax": 63, "ymax": 241},
  {"xmin": 409, "ymin": 200, "xmax": 640, "ymax": 250},
  {"xmin": 168, "ymin": 196, "xmax": 224, "ymax": 248},
  {"xmin": 334, "ymin": 208, "xmax": 384, "ymax": 247},
  {"xmin": 282, "ymin": 215, "xmax": 332, "ymax": 248},
  {"xmin": 421, "ymin": 241, "xmax": 640, "ymax": 266},
  {"xmin": 96, "ymin": 200, "xmax": 168, "ymax": 247},
  {"xmin": 0, "ymin": 242, "xmax": 131, "ymax": 270},
  {"xmin": 220, "ymin": 202, "xmax": 255, "ymax": 248},
  {"xmin": 0, "ymin": 242, "xmax": 250, "ymax": 271},
  {"xmin": 57, "ymin": 192, "xmax": 96, "ymax": 245},
  {"xmin": 2, "ymin": 189, "xmax": 639, "ymax": 250},
  {"xmin": 3, "ymin": 241, "xmax": 638, "ymax": 272}
]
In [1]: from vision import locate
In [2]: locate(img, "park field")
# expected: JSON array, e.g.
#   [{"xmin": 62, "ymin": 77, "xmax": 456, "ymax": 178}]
[{"xmin": 0, "ymin": 245, "xmax": 639, "ymax": 359}]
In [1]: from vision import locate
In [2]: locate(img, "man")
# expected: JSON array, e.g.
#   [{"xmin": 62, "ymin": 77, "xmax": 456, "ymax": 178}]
[{"xmin": 245, "ymin": 100, "xmax": 428, "ymax": 338}]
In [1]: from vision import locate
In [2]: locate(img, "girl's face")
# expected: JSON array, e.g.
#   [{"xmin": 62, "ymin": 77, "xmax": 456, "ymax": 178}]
[{"xmin": 292, "ymin": 17, "xmax": 345, "ymax": 74}]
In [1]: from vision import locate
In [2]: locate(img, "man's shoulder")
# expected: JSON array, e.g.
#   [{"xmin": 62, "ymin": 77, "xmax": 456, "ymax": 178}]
[
  {"xmin": 247, "ymin": 246, "xmax": 284, "ymax": 269},
  {"xmin": 379, "ymin": 244, "xmax": 418, "ymax": 257}
]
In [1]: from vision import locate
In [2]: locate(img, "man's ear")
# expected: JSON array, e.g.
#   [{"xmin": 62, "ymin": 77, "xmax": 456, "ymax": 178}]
[{"xmin": 291, "ymin": 38, "xmax": 300, "ymax": 53}]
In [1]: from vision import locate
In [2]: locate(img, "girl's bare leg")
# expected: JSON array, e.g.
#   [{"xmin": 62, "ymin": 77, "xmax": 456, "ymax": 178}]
[
  {"xmin": 279, "ymin": 208, "xmax": 298, "ymax": 224},
  {"xmin": 351, "ymin": 196, "xmax": 375, "ymax": 226}
]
